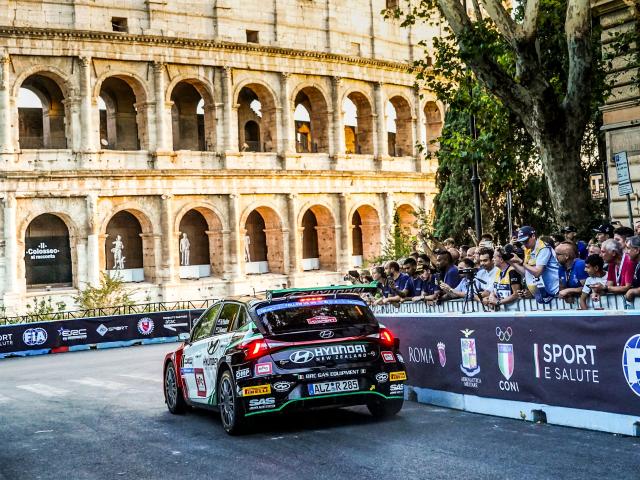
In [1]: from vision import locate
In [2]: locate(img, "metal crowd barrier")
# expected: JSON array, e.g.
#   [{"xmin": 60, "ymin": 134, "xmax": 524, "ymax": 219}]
[
  {"xmin": 370, "ymin": 294, "xmax": 637, "ymax": 315},
  {"xmin": 0, "ymin": 299, "xmax": 218, "ymax": 325}
]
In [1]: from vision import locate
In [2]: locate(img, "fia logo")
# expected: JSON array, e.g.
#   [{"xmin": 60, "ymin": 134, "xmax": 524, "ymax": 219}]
[{"xmin": 622, "ymin": 334, "xmax": 640, "ymax": 397}]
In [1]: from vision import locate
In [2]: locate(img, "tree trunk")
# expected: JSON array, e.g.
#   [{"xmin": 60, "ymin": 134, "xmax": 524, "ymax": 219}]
[{"xmin": 538, "ymin": 137, "xmax": 591, "ymax": 228}]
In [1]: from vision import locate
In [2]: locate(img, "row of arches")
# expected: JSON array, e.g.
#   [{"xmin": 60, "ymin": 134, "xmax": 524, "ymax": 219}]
[
  {"xmin": 16, "ymin": 70, "xmax": 443, "ymax": 155},
  {"xmin": 22, "ymin": 203, "xmax": 418, "ymax": 288}
]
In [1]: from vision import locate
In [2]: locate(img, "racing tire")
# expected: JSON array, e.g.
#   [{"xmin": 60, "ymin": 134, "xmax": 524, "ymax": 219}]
[
  {"xmin": 218, "ymin": 370, "xmax": 246, "ymax": 435},
  {"xmin": 366, "ymin": 398, "xmax": 404, "ymax": 418},
  {"xmin": 164, "ymin": 362, "xmax": 188, "ymax": 414}
]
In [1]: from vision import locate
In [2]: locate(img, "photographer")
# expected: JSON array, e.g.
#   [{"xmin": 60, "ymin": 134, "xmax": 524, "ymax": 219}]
[
  {"xmin": 439, "ymin": 258, "xmax": 477, "ymax": 300},
  {"xmin": 411, "ymin": 266, "xmax": 438, "ymax": 303},
  {"xmin": 375, "ymin": 261, "xmax": 415, "ymax": 305},
  {"xmin": 484, "ymin": 248, "xmax": 522, "ymax": 311}
]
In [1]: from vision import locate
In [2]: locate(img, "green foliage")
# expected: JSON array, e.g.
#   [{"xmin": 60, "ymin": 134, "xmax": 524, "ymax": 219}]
[
  {"xmin": 370, "ymin": 211, "xmax": 414, "ymax": 265},
  {"xmin": 24, "ymin": 297, "xmax": 67, "ymax": 322},
  {"xmin": 73, "ymin": 273, "xmax": 135, "ymax": 311}
]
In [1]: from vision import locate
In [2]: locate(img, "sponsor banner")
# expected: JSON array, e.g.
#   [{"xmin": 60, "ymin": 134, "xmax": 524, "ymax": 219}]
[
  {"xmin": 0, "ymin": 309, "xmax": 204, "ymax": 357},
  {"xmin": 242, "ymin": 385, "xmax": 271, "ymax": 396},
  {"xmin": 379, "ymin": 314, "xmax": 640, "ymax": 416}
]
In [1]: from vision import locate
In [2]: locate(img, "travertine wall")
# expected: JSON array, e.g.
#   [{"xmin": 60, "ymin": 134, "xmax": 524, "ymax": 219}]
[
  {"xmin": 594, "ymin": 0, "xmax": 640, "ymax": 223},
  {"xmin": 0, "ymin": 0, "xmax": 443, "ymax": 315}
]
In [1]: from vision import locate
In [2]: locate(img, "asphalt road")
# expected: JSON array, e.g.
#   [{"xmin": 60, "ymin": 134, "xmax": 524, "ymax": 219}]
[{"xmin": 0, "ymin": 344, "xmax": 637, "ymax": 480}]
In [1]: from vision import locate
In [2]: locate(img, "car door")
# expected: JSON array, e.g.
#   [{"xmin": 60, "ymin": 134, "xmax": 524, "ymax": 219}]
[
  {"xmin": 182, "ymin": 303, "xmax": 221, "ymax": 403},
  {"xmin": 201, "ymin": 302, "xmax": 241, "ymax": 401}
]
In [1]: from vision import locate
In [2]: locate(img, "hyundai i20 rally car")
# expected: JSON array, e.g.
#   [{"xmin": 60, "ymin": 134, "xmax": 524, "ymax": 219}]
[{"xmin": 163, "ymin": 283, "xmax": 406, "ymax": 434}]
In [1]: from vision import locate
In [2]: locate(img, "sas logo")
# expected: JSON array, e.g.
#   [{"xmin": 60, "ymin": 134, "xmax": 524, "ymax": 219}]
[
  {"xmin": 242, "ymin": 385, "xmax": 271, "ymax": 396},
  {"xmin": 137, "ymin": 318, "xmax": 154, "ymax": 335},
  {"xmin": 248, "ymin": 397, "xmax": 276, "ymax": 411},
  {"xmin": 23, "ymin": 328, "xmax": 48, "ymax": 346},
  {"xmin": 622, "ymin": 334, "xmax": 640, "ymax": 397},
  {"xmin": 255, "ymin": 362, "xmax": 273, "ymax": 376},
  {"xmin": 375, "ymin": 372, "xmax": 389, "ymax": 383},
  {"xmin": 381, "ymin": 351, "xmax": 395, "ymax": 363},
  {"xmin": 390, "ymin": 384, "xmax": 404, "ymax": 394},
  {"xmin": 389, "ymin": 371, "xmax": 407, "ymax": 382}
]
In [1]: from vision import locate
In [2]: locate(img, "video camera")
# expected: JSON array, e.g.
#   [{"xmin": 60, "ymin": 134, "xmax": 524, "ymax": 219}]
[{"xmin": 458, "ymin": 267, "xmax": 479, "ymax": 276}]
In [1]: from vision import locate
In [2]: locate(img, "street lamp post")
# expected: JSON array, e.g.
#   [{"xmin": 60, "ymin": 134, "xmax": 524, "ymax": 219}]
[{"xmin": 468, "ymin": 84, "xmax": 482, "ymax": 240}]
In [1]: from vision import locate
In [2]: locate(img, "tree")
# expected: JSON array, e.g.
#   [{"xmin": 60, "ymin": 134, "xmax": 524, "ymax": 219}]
[
  {"xmin": 389, "ymin": 0, "xmax": 603, "ymax": 227},
  {"xmin": 73, "ymin": 273, "xmax": 135, "ymax": 311}
]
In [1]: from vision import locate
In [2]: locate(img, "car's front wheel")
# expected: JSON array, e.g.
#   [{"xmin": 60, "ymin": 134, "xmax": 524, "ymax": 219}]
[
  {"xmin": 367, "ymin": 397, "xmax": 403, "ymax": 418},
  {"xmin": 218, "ymin": 370, "xmax": 246, "ymax": 435},
  {"xmin": 164, "ymin": 362, "xmax": 188, "ymax": 414}
]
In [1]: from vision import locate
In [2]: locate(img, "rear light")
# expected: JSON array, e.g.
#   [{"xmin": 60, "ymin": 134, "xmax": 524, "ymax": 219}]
[
  {"xmin": 298, "ymin": 296, "xmax": 324, "ymax": 303},
  {"xmin": 378, "ymin": 327, "xmax": 395, "ymax": 348},
  {"xmin": 241, "ymin": 339, "xmax": 271, "ymax": 361}
]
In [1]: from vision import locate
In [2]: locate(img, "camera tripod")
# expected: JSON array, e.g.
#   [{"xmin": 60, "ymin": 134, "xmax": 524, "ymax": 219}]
[{"xmin": 462, "ymin": 275, "xmax": 487, "ymax": 314}]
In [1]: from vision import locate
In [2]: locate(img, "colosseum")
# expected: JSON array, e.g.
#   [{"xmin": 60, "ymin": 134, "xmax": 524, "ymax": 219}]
[{"xmin": 0, "ymin": 1, "xmax": 442, "ymax": 314}]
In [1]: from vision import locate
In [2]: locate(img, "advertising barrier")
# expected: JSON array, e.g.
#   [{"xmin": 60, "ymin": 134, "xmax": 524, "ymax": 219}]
[
  {"xmin": 378, "ymin": 311, "xmax": 640, "ymax": 419},
  {"xmin": 0, "ymin": 309, "xmax": 204, "ymax": 359}
]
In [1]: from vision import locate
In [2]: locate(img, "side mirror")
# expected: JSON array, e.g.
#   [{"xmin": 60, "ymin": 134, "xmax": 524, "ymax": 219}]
[{"xmin": 178, "ymin": 332, "xmax": 190, "ymax": 342}]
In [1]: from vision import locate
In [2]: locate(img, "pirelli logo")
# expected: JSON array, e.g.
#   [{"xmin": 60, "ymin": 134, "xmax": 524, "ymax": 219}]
[
  {"xmin": 242, "ymin": 385, "xmax": 271, "ymax": 396},
  {"xmin": 389, "ymin": 371, "xmax": 407, "ymax": 382}
]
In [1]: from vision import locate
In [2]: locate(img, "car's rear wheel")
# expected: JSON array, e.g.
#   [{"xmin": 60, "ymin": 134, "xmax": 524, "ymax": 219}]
[
  {"xmin": 164, "ymin": 362, "xmax": 187, "ymax": 414},
  {"xmin": 367, "ymin": 397, "xmax": 403, "ymax": 418},
  {"xmin": 218, "ymin": 370, "xmax": 246, "ymax": 435}
]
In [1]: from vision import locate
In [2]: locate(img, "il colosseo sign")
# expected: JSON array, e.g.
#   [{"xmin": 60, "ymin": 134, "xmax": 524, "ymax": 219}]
[{"xmin": 378, "ymin": 313, "xmax": 640, "ymax": 417}]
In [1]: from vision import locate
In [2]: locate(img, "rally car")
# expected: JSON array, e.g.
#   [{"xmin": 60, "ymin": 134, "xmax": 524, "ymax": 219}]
[{"xmin": 163, "ymin": 283, "xmax": 406, "ymax": 434}]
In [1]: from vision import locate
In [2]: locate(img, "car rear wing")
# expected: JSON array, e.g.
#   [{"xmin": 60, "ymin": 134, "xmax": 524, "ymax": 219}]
[{"xmin": 266, "ymin": 282, "xmax": 379, "ymax": 301}]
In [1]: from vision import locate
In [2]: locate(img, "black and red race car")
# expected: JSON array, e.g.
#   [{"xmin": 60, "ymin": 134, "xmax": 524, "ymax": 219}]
[{"xmin": 163, "ymin": 283, "xmax": 406, "ymax": 434}]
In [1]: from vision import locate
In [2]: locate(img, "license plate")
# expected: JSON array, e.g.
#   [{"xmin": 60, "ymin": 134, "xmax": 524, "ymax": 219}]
[{"xmin": 308, "ymin": 379, "xmax": 359, "ymax": 395}]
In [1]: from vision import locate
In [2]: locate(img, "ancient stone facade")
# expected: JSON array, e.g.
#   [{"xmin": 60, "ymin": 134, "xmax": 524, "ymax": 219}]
[
  {"xmin": 0, "ymin": 0, "xmax": 442, "ymax": 314},
  {"xmin": 593, "ymin": 0, "xmax": 640, "ymax": 222}
]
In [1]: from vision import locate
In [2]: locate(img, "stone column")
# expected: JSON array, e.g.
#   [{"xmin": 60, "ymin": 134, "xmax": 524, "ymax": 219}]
[
  {"xmin": 153, "ymin": 62, "xmax": 171, "ymax": 152},
  {"xmin": 86, "ymin": 193, "xmax": 100, "ymax": 287},
  {"xmin": 0, "ymin": 54, "xmax": 13, "ymax": 153},
  {"xmin": 64, "ymin": 95, "xmax": 82, "ymax": 151},
  {"xmin": 374, "ymin": 82, "xmax": 387, "ymax": 158},
  {"xmin": 226, "ymin": 194, "xmax": 242, "ymax": 279},
  {"xmin": 287, "ymin": 194, "xmax": 300, "ymax": 274},
  {"xmin": 78, "ymin": 56, "xmax": 96, "ymax": 152},
  {"xmin": 221, "ymin": 66, "xmax": 238, "ymax": 152},
  {"xmin": 331, "ymin": 76, "xmax": 344, "ymax": 157},
  {"xmin": 382, "ymin": 192, "xmax": 395, "ymax": 247},
  {"xmin": 160, "ymin": 194, "xmax": 176, "ymax": 284},
  {"xmin": 3, "ymin": 194, "xmax": 17, "ymax": 293},
  {"xmin": 279, "ymin": 72, "xmax": 295, "ymax": 155},
  {"xmin": 338, "ymin": 193, "xmax": 351, "ymax": 273},
  {"xmin": 414, "ymin": 86, "xmax": 425, "ymax": 153}
]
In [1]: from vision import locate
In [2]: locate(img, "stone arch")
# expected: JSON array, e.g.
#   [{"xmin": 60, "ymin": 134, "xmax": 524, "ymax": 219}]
[
  {"xmin": 20, "ymin": 212, "xmax": 78, "ymax": 289},
  {"xmin": 102, "ymin": 207, "xmax": 155, "ymax": 283},
  {"xmin": 174, "ymin": 205, "xmax": 225, "ymax": 277},
  {"xmin": 299, "ymin": 204, "xmax": 337, "ymax": 272},
  {"xmin": 396, "ymin": 203, "xmax": 418, "ymax": 236},
  {"xmin": 388, "ymin": 95, "xmax": 414, "ymax": 157},
  {"xmin": 241, "ymin": 205, "xmax": 285, "ymax": 274},
  {"xmin": 168, "ymin": 78, "xmax": 216, "ymax": 151},
  {"xmin": 292, "ymin": 85, "xmax": 330, "ymax": 153},
  {"xmin": 424, "ymin": 100, "xmax": 443, "ymax": 152},
  {"xmin": 350, "ymin": 204, "xmax": 381, "ymax": 266},
  {"xmin": 235, "ymin": 81, "xmax": 278, "ymax": 153},
  {"xmin": 342, "ymin": 90, "xmax": 374, "ymax": 155},
  {"xmin": 95, "ymin": 73, "xmax": 151, "ymax": 150},
  {"xmin": 16, "ymin": 70, "xmax": 71, "ymax": 149}
]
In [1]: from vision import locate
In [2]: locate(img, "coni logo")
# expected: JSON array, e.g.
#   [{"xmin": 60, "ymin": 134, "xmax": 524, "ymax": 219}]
[{"xmin": 622, "ymin": 334, "xmax": 640, "ymax": 397}]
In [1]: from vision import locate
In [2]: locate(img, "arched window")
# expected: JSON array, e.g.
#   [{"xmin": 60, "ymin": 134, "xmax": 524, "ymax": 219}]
[
  {"xmin": 343, "ymin": 92, "xmax": 374, "ymax": 155},
  {"xmin": 388, "ymin": 96, "xmax": 414, "ymax": 157},
  {"xmin": 302, "ymin": 209, "xmax": 319, "ymax": 270},
  {"xmin": 424, "ymin": 101, "xmax": 443, "ymax": 153},
  {"xmin": 352, "ymin": 206, "xmax": 381, "ymax": 266},
  {"xmin": 18, "ymin": 75, "xmax": 67, "ymax": 149},
  {"xmin": 244, "ymin": 207, "xmax": 285, "ymax": 274},
  {"xmin": 294, "ymin": 87, "xmax": 329, "ymax": 153},
  {"xmin": 294, "ymin": 103, "xmax": 312, "ymax": 153},
  {"xmin": 25, "ymin": 214, "xmax": 72, "ymax": 287},
  {"xmin": 99, "ymin": 77, "xmax": 141, "ymax": 150},
  {"xmin": 171, "ymin": 82, "xmax": 206, "ymax": 151},
  {"xmin": 237, "ymin": 85, "xmax": 277, "ymax": 152}
]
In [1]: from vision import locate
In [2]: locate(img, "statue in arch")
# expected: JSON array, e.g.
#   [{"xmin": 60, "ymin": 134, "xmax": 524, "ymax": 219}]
[
  {"xmin": 244, "ymin": 234, "xmax": 251, "ymax": 262},
  {"xmin": 111, "ymin": 234, "xmax": 125, "ymax": 270},
  {"xmin": 180, "ymin": 232, "xmax": 191, "ymax": 266}
]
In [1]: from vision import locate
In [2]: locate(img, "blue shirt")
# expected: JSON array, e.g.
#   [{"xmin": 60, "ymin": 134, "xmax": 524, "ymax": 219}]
[
  {"xmin": 577, "ymin": 240, "xmax": 587, "ymax": 260},
  {"xmin": 558, "ymin": 259, "xmax": 588, "ymax": 289},
  {"xmin": 383, "ymin": 273, "xmax": 415, "ymax": 298},
  {"xmin": 442, "ymin": 265, "xmax": 461, "ymax": 289},
  {"xmin": 417, "ymin": 277, "xmax": 437, "ymax": 296}
]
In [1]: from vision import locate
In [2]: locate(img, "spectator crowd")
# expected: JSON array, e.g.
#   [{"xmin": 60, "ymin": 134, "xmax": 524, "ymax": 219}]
[{"xmin": 346, "ymin": 221, "xmax": 640, "ymax": 311}]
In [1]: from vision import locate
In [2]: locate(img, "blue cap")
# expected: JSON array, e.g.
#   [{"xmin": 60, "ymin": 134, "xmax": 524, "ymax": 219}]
[{"xmin": 516, "ymin": 226, "xmax": 535, "ymax": 242}]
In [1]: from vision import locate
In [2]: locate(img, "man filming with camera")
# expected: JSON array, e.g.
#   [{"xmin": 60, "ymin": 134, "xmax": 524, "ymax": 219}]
[{"xmin": 374, "ymin": 261, "xmax": 415, "ymax": 305}]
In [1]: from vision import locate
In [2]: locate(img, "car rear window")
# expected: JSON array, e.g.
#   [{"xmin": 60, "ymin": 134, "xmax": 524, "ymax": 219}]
[{"xmin": 256, "ymin": 298, "xmax": 376, "ymax": 334}]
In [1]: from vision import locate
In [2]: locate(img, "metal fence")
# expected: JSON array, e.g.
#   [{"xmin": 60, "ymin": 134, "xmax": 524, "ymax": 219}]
[
  {"xmin": 370, "ymin": 294, "xmax": 637, "ymax": 315},
  {"xmin": 0, "ymin": 299, "xmax": 217, "ymax": 326}
]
